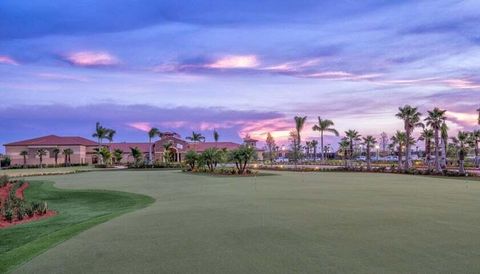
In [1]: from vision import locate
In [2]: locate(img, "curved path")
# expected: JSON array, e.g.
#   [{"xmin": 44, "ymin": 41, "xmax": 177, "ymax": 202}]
[{"xmin": 14, "ymin": 170, "xmax": 480, "ymax": 273}]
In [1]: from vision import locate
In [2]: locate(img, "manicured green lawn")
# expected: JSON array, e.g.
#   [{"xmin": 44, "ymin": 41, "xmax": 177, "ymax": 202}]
[
  {"xmin": 0, "ymin": 180, "xmax": 154, "ymax": 273},
  {"xmin": 0, "ymin": 166, "xmax": 99, "ymax": 178},
  {"xmin": 8, "ymin": 170, "xmax": 480, "ymax": 273}
]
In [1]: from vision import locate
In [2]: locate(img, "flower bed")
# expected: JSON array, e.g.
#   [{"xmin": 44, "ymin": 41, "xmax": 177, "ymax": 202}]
[
  {"xmin": 183, "ymin": 167, "xmax": 259, "ymax": 176},
  {"xmin": 0, "ymin": 176, "xmax": 56, "ymax": 228}
]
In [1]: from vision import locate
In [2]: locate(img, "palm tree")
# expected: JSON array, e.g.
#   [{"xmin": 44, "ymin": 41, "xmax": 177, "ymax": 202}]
[
  {"xmin": 451, "ymin": 131, "xmax": 470, "ymax": 175},
  {"xmin": 113, "ymin": 149, "xmax": 124, "ymax": 164},
  {"xmin": 477, "ymin": 107, "xmax": 480, "ymax": 125},
  {"xmin": 52, "ymin": 148, "xmax": 60, "ymax": 166},
  {"xmin": 63, "ymin": 148, "xmax": 73, "ymax": 166},
  {"xmin": 213, "ymin": 129, "xmax": 220, "ymax": 145},
  {"xmin": 162, "ymin": 142, "xmax": 173, "ymax": 163},
  {"xmin": 424, "ymin": 108, "xmax": 447, "ymax": 172},
  {"xmin": 20, "ymin": 150, "xmax": 28, "ymax": 168},
  {"xmin": 106, "ymin": 129, "xmax": 116, "ymax": 149},
  {"xmin": 362, "ymin": 136, "xmax": 377, "ymax": 171},
  {"xmin": 36, "ymin": 148, "xmax": 47, "ymax": 168},
  {"xmin": 311, "ymin": 139, "xmax": 318, "ymax": 161},
  {"xmin": 130, "ymin": 147, "xmax": 143, "ymax": 167},
  {"xmin": 440, "ymin": 121, "xmax": 449, "ymax": 168},
  {"xmin": 345, "ymin": 129, "xmax": 361, "ymax": 166},
  {"xmin": 419, "ymin": 127, "xmax": 434, "ymax": 170},
  {"xmin": 92, "ymin": 122, "xmax": 108, "ymax": 164},
  {"xmin": 186, "ymin": 131, "xmax": 205, "ymax": 151},
  {"xmin": 294, "ymin": 116, "xmax": 307, "ymax": 166},
  {"xmin": 471, "ymin": 130, "xmax": 480, "ymax": 168},
  {"xmin": 305, "ymin": 141, "xmax": 312, "ymax": 160},
  {"xmin": 396, "ymin": 105, "xmax": 422, "ymax": 170},
  {"xmin": 338, "ymin": 137, "xmax": 350, "ymax": 168},
  {"xmin": 312, "ymin": 117, "xmax": 339, "ymax": 162},
  {"xmin": 148, "ymin": 127, "xmax": 161, "ymax": 165},
  {"xmin": 391, "ymin": 131, "xmax": 407, "ymax": 171}
]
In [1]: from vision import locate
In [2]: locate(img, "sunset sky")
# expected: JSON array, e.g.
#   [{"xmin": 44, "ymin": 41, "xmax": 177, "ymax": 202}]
[{"xmin": 1, "ymin": 0, "xmax": 479, "ymax": 152}]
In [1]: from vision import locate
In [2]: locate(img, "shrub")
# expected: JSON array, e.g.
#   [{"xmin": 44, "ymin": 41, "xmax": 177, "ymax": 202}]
[
  {"xmin": 4, "ymin": 208, "xmax": 13, "ymax": 222},
  {"xmin": 0, "ymin": 175, "xmax": 9, "ymax": 187},
  {"xmin": 16, "ymin": 206, "xmax": 25, "ymax": 220},
  {"xmin": 25, "ymin": 204, "xmax": 34, "ymax": 217}
]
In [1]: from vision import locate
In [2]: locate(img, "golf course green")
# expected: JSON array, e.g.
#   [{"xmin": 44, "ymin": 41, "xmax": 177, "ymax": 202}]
[{"xmin": 5, "ymin": 170, "xmax": 480, "ymax": 273}]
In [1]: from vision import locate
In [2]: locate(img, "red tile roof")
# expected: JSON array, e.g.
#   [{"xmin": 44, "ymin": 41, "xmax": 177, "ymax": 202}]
[
  {"xmin": 107, "ymin": 142, "xmax": 150, "ymax": 153},
  {"xmin": 189, "ymin": 142, "xmax": 241, "ymax": 152},
  {"xmin": 4, "ymin": 135, "xmax": 98, "ymax": 146}
]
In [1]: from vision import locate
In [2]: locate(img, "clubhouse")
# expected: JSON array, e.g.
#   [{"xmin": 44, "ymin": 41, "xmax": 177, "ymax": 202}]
[{"xmin": 4, "ymin": 132, "xmax": 263, "ymax": 166}]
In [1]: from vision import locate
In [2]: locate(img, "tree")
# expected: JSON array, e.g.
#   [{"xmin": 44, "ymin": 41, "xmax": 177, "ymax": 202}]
[
  {"xmin": 162, "ymin": 142, "xmax": 174, "ymax": 163},
  {"xmin": 345, "ymin": 129, "xmax": 361, "ymax": 166},
  {"xmin": 185, "ymin": 150, "xmax": 199, "ymax": 170},
  {"xmin": 451, "ymin": 131, "xmax": 470, "ymax": 175},
  {"xmin": 92, "ymin": 122, "xmax": 108, "ymax": 164},
  {"xmin": 293, "ymin": 116, "xmax": 307, "ymax": 166},
  {"xmin": 36, "ymin": 148, "xmax": 47, "ymax": 168},
  {"xmin": 305, "ymin": 141, "xmax": 311, "ymax": 160},
  {"xmin": 201, "ymin": 148, "xmax": 222, "ymax": 172},
  {"xmin": 265, "ymin": 132, "xmax": 277, "ymax": 166},
  {"xmin": 62, "ymin": 148, "xmax": 73, "ymax": 166},
  {"xmin": 130, "ymin": 147, "xmax": 143, "ymax": 167},
  {"xmin": 213, "ymin": 129, "xmax": 219, "ymax": 144},
  {"xmin": 391, "ymin": 131, "xmax": 407, "ymax": 171},
  {"xmin": 471, "ymin": 130, "xmax": 480, "ymax": 168},
  {"xmin": 106, "ymin": 129, "xmax": 116, "ymax": 146},
  {"xmin": 424, "ymin": 108, "xmax": 447, "ymax": 172},
  {"xmin": 96, "ymin": 147, "xmax": 112, "ymax": 165},
  {"xmin": 20, "ymin": 150, "xmax": 28, "ymax": 168},
  {"xmin": 311, "ymin": 139, "xmax": 318, "ymax": 161},
  {"xmin": 113, "ymin": 149, "xmax": 124, "ymax": 164},
  {"xmin": 186, "ymin": 131, "xmax": 205, "ymax": 151},
  {"xmin": 396, "ymin": 105, "xmax": 422, "ymax": 170},
  {"xmin": 419, "ymin": 127, "xmax": 434, "ymax": 170},
  {"xmin": 229, "ymin": 145, "xmax": 256, "ymax": 174},
  {"xmin": 338, "ymin": 137, "xmax": 350, "ymax": 168},
  {"xmin": 362, "ymin": 136, "xmax": 377, "ymax": 171},
  {"xmin": 52, "ymin": 148, "xmax": 60, "ymax": 166},
  {"xmin": 440, "ymin": 121, "xmax": 449, "ymax": 168},
  {"xmin": 312, "ymin": 117, "xmax": 339, "ymax": 161},
  {"xmin": 148, "ymin": 127, "xmax": 161, "ymax": 165}
]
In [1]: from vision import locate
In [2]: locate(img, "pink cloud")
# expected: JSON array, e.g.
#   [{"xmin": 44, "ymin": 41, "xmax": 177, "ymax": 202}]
[
  {"xmin": 262, "ymin": 58, "xmax": 321, "ymax": 73},
  {"xmin": 302, "ymin": 71, "xmax": 381, "ymax": 81},
  {"xmin": 127, "ymin": 122, "xmax": 152, "ymax": 132},
  {"xmin": 205, "ymin": 55, "xmax": 259, "ymax": 69},
  {"xmin": 36, "ymin": 73, "xmax": 89, "ymax": 82},
  {"xmin": 65, "ymin": 51, "xmax": 119, "ymax": 67},
  {"xmin": 0, "ymin": 55, "xmax": 19, "ymax": 65},
  {"xmin": 442, "ymin": 79, "xmax": 480, "ymax": 89}
]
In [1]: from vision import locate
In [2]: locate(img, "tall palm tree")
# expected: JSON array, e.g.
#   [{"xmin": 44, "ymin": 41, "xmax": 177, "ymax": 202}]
[
  {"xmin": 311, "ymin": 140, "xmax": 318, "ymax": 161},
  {"xmin": 52, "ymin": 148, "xmax": 60, "ymax": 166},
  {"xmin": 391, "ymin": 131, "xmax": 407, "ymax": 171},
  {"xmin": 305, "ymin": 141, "xmax": 312, "ymax": 160},
  {"xmin": 186, "ymin": 131, "xmax": 205, "ymax": 151},
  {"xmin": 440, "ymin": 121, "xmax": 449, "ymax": 168},
  {"xmin": 20, "ymin": 150, "xmax": 28, "ymax": 168},
  {"xmin": 92, "ymin": 122, "xmax": 108, "ymax": 164},
  {"xmin": 419, "ymin": 127, "xmax": 434, "ymax": 170},
  {"xmin": 294, "ymin": 116, "xmax": 307, "ymax": 165},
  {"xmin": 345, "ymin": 129, "xmax": 361, "ymax": 166},
  {"xmin": 63, "ymin": 148, "xmax": 73, "ymax": 166},
  {"xmin": 477, "ymin": 107, "xmax": 480, "ymax": 125},
  {"xmin": 338, "ymin": 137, "xmax": 350, "ymax": 168},
  {"xmin": 396, "ymin": 105, "xmax": 422, "ymax": 170},
  {"xmin": 312, "ymin": 117, "xmax": 339, "ymax": 162},
  {"xmin": 362, "ymin": 136, "xmax": 377, "ymax": 171},
  {"xmin": 106, "ymin": 129, "xmax": 116, "ymax": 149},
  {"xmin": 451, "ymin": 131, "xmax": 470, "ymax": 175},
  {"xmin": 36, "ymin": 148, "xmax": 47, "ymax": 168},
  {"xmin": 424, "ymin": 108, "xmax": 447, "ymax": 172},
  {"xmin": 130, "ymin": 147, "xmax": 143, "ymax": 167},
  {"xmin": 148, "ymin": 127, "xmax": 161, "ymax": 165},
  {"xmin": 213, "ymin": 129, "xmax": 220, "ymax": 144},
  {"xmin": 471, "ymin": 130, "xmax": 480, "ymax": 168}
]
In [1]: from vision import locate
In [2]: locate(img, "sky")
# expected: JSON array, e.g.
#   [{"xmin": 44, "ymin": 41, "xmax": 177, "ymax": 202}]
[{"xmin": 1, "ymin": 0, "xmax": 480, "ymax": 152}]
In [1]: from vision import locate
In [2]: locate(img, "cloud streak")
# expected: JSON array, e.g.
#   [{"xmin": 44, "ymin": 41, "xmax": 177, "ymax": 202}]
[{"xmin": 64, "ymin": 51, "xmax": 119, "ymax": 67}]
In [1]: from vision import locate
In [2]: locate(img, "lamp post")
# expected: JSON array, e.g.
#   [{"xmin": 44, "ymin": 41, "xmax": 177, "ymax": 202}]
[{"xmin": 375, "ymin": 144, "xmax": 380, "ymax": 161}]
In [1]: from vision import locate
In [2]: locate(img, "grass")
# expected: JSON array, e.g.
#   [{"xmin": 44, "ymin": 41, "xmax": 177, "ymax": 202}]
[
  {"xmin": 0, "ymin": 166, "xmax": 99, "ymax": 178},
  {"xmin": 8, "ymin": 170, "xmax": 480, "ymax": 273},
  {"xmin": 0, "ymin": 180, "xmax": 154, "ymax": 273}
]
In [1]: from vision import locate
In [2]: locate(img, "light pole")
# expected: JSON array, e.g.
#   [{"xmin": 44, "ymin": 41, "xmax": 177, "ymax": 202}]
[{"xmin": 375, "ymin": 145, "xmax": 380, "ymax": 161}]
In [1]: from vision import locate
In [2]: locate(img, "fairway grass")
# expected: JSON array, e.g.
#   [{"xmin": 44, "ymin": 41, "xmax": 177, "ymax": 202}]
[
  {"xmin": 10, "ymin": 170, "xmax": 480, "ymax": 273},
  {"xmin": 0, "ymin": 166, "xmax": 99, "ymax": 178},
  {"xmin": 0, "ymin": 180, "xmax": 154, "ymax": 273}
]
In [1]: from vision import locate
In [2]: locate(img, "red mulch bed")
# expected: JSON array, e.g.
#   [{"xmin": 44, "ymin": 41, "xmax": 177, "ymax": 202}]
[{"xmin": 0, "ymin": 182, "xmax": 56, "ymax": 229}]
